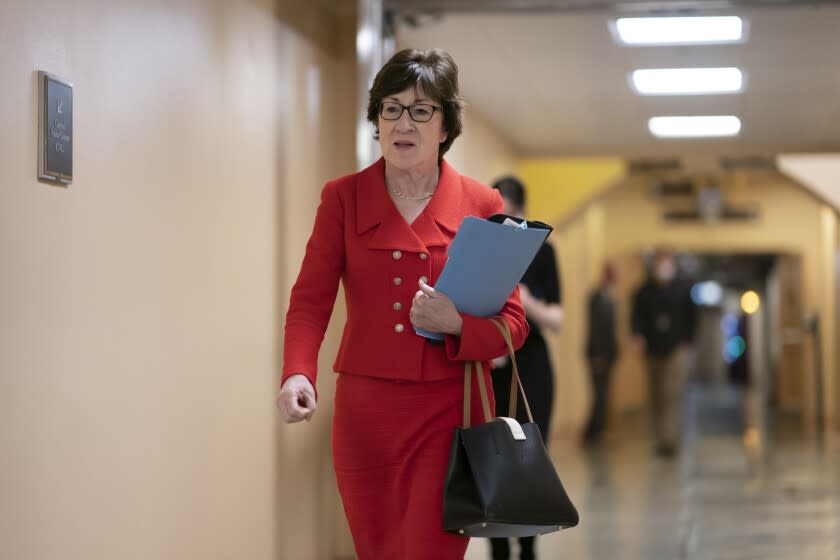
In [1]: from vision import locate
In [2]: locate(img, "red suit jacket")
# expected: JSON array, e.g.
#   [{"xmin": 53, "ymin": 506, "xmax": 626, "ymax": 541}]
[{"xmin": 281, "ymin": 158, "xmax": 528, "ymax": 390}]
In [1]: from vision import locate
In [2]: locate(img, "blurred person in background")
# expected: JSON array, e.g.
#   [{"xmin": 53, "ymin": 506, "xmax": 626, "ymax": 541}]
[
  {"xmin": 582, "ymin": 262, "xmax": 618, "ymax": 445},
  {"xmin": 276, "ymin": 49, "xmax": 528, "ymax": 560},
  {"xmin": 631, "ymin": 249, "xmax": 697, "ymax": 458},
  {"xmin": 489, "ymin": 176, "xmax": 562, "ymax": 560}
]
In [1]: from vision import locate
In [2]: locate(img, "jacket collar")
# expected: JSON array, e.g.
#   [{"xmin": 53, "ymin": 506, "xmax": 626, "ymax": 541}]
[{"xmin": 356, "ymin": 158, "xmax": 464, "ymax": 250}]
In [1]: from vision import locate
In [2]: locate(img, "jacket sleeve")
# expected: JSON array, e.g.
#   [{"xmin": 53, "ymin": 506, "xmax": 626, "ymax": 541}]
[
  {"xmin": 281, "ymin": 181, "xmax": 345, "ymax": 392},
  {"xmin": 443, "ymin": 289, "xmax": 529, "ymax": 361},
  {"xmin": 443, "ymin": 190, "xmax": 529, "ymax": 361}
]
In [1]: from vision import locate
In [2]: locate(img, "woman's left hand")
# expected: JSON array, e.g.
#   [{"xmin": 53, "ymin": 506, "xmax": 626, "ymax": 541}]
[{"xmin": 410, "ymin": 279, "xmax": 463, "ymax": 336}]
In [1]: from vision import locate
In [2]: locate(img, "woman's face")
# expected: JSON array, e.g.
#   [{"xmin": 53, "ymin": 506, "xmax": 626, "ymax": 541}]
[{"xmin": 378, "ymin": 87, "xmax": 447, "ymax": 173}]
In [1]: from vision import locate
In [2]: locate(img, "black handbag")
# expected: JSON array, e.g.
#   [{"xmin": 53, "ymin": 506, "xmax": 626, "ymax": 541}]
[{"xmin": 442, "ymin": 318, "xmax": 579, "ymax": 538}]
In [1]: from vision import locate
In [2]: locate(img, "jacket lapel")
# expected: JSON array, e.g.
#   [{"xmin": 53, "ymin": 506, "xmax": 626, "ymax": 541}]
[
  {"xmin": 356, "ymin": 158, "xmax": 426, "ymax": 252},
  {"xmin": 355, "ymin": 158, "xmax": 465, "ymax": 251},
  {"xmin": 414, "ymin": 159, "xmax": 464, "ymax": 248}
]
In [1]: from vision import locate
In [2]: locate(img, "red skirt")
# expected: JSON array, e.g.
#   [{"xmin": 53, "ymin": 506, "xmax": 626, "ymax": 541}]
[{"xmin": 332, "ymin": 369, "xmax": 494, "ymax": 560}]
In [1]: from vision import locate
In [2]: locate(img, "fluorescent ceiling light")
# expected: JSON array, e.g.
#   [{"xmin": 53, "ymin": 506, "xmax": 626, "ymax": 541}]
[
  {"xmin": 632, "ymin": 68, "xmax": 743, "ymax": 95},
  {"xmin": 614, "ymin": 16, "xmax": 744, "ymax": 45},
  {"xmin": 649, "ymin": 116, "xmax": 742, "ymax": 138}
]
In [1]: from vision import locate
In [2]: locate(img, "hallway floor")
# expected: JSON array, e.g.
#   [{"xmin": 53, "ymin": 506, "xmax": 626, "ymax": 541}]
[{"xmin": 465, "ymin": 419, "xmax": 840, "ymax": 559}]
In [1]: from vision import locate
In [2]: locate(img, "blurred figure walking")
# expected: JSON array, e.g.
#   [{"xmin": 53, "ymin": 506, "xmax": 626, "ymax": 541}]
[
  {"xmin": 631, "ymin": 250, "xmax": 697, "ymax": 458},
  {"xmin": 583, "ymin": 262, "xmax": 618, "ymax": 445}
]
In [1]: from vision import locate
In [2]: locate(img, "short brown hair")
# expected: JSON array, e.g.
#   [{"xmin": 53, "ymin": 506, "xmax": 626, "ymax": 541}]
[
  {"xmin": 491, "ymin": 176, "xmax": 527, "ymax": 212},
  {"xmin": 367, "ymin": 49, "xmax": 464, "ymax": 158}
]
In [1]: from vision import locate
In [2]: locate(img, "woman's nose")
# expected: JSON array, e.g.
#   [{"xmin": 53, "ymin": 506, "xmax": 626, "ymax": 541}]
[{"xmin": 395, "ymin": 109, "xmax": 415, "ymax": 129}]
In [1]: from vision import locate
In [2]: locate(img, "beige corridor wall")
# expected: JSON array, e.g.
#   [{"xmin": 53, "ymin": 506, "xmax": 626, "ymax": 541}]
[
  {"xmin": 274, "ymin": 4, "xmax": 356, "ymax": 559},
  {"xmin": 445, "ymin": 108, "xmax": 518, "ymax": 185},
  {"xmin": 0, "ymin": 1, "xmax": 356, "ymax": 559},
  {"xmin": 777, "ymin": 154, "xmax": 840, "ymax": 435}
]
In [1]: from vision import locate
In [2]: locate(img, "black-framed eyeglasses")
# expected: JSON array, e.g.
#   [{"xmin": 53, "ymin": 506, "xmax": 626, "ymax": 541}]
[{"xmin": 379, "ymin": 101, "xmax": 441, "ymax": 123}]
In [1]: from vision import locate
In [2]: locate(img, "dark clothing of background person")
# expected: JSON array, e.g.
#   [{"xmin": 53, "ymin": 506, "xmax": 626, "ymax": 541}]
[
  {"xmin": 583, "ymin": 285, "xmax": 618, "ymax": 443},
  {"xmin": 631, "ymin": 278, "xmax": 697, "ymax": 357},
  {"xmin": 631, "ymin": 276, "xmax": 697, "ymax": 454},
  {"xmin": 490, "ymin": 241, "xmax": 560, "ymax": 560},
  {"xmin": 491, "ymin": 241, "xmax": 560, "ymax": 437}
]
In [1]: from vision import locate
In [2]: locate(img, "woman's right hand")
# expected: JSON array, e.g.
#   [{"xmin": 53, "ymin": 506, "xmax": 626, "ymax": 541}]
[{"xmin": 277, "ymin": 374, "xmax": 317, "ymax": 423}]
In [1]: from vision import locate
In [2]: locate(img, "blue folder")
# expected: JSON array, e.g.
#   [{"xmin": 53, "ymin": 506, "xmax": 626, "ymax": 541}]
[{"xmin": 415, "ymin": 214, "xmax": 553, "ymax": 340}]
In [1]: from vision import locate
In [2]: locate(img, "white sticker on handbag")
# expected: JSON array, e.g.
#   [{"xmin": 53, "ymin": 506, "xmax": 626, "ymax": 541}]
[{"xmin": 494, "ymin": 417, "xmax": 526, "ymax": 440}]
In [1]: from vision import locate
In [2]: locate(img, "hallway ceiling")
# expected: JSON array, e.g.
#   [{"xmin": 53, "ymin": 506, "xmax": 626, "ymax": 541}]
[{"xmin": 393, "ymin": 3, "xmax": 840, "ymax": 157}]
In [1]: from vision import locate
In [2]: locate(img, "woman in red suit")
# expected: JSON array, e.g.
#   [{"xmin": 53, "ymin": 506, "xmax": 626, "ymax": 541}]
[{"xmin": 276, "ymin": 49, "xmax": 528, "ymax": 560}]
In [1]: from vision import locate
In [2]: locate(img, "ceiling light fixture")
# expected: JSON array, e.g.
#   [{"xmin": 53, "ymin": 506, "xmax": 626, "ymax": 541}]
[
  {"xmin": 613, "ymin": 16, "xmax": 745, "ymax": 46},
  {"xmin": 632, "ymin": 67, "xmax": 744, "ymax": 95},
  {"xmin": 648, "ymin": 116, "xmax": 742, "ymax": 138}
]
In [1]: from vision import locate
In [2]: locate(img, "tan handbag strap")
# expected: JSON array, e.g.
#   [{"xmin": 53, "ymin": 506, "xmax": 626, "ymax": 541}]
[
  {"xmin": 463, "ymin": 360, "xmax": 494, "ymax": 429},
  {"xmin": 490, "ymin": 317, "xmax": 534, "ymax": 424},
  {"xmin": 463, "ymin": 361, "xmax": 472, "ymax": 428},
  {"xmin": 475, "ymin": 361, "xmax": 493, "ymax": 423},
  {"xmin": 461, "ymin": 317, "xmax": 535, "ymax": 428}
]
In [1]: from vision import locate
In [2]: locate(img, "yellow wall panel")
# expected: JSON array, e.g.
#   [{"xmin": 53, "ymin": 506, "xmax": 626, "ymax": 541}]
[{"xmin": 517, "ymin": 158, "xmax": 625, "ymax": 224}]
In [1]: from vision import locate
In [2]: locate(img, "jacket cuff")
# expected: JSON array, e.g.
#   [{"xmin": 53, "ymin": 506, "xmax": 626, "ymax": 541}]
[{"xmin": 444, "ymin": 313, "xmax": 506, "ymax": 362}]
